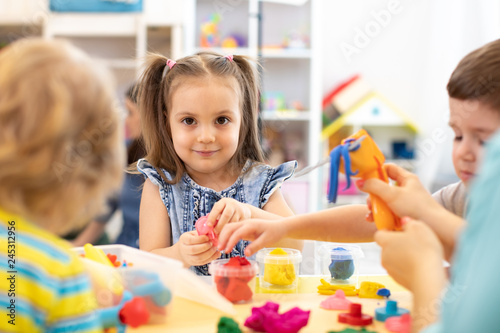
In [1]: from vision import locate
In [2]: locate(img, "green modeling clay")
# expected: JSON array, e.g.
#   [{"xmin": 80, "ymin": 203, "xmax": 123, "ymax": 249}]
[{"xmin": 217, "ymin": 316, "xmax": 242, "ymax": 333}]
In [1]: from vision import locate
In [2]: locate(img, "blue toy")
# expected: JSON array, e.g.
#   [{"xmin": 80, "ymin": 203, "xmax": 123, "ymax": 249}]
[{"xmin": 375, "ymin": 300, "xmax": 409, "ymax": 322}]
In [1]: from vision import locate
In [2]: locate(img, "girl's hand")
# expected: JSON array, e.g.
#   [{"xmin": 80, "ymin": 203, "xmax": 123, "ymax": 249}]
[
  {"xmin": 178, "ymin": 231, "xmax": 220, "ymax": 267},
  {"xmin": 374, "ymin": 217, "xmax": 444, "ymax": 291},
  {"xmin": 218, "ymin": 219, "xmax": 287, "ymax": 257},
  {"xmin": 207, "ymin": 198, "xmax": 252, "ymax": 234}
]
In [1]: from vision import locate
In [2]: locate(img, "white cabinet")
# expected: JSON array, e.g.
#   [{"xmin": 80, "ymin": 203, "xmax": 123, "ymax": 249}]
[{"xmin": 186, "ymin": 0, "xmax": 322, "ymax": 214}]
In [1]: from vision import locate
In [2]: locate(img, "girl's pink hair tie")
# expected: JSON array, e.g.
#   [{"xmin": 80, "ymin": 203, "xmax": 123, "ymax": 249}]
[
  {"xmin": 166, "ymin": 59, "xmax": 176, "ymax": 69},
  {"xmin": 225, "ymin": 55, "xmax": 234, "ymax": 62}
]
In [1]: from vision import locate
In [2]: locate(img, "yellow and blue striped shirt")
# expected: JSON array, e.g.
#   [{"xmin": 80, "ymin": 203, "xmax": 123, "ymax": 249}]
[{"xmin": 0, "ymin": 209, "xmax": 103, "ymax": 333}]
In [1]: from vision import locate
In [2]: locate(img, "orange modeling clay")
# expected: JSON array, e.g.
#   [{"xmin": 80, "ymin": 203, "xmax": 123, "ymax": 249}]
[{"xmin": 328, "ymin": 129, "xmax": 401, "ymax": 231}]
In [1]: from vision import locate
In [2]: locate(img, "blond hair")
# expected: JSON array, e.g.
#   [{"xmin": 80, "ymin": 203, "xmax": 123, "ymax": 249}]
[
  {"xmin": 0, "ymin": 38, "xmax": 124, "ymax": 235},
  {"xmin": 137, "ymin": 51, "xmax": 264, "ymax": 184},
  {"xmin": 448, "ymin": 38, "xmax": 500, "ymax": 112}
]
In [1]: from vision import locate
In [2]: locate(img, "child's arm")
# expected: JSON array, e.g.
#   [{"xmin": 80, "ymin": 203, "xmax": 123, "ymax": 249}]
[
  {"xmin": 140, "ymin": 180, "xmax": 220, "ymax": 267},
  {"xmin": 218, "ymin": 204, "xmax": 375, "ymax": 256},
  {"xmin": 259, "ymin": 189, "xmax": 303, "ymax": 251},
  {"xmin": 359, "ymin": 164, "xmax": 465, "ymax": 261},
  {"xmin": 71, "ymin": 221, "xmax": 106, "ymax": 247},
  {"xmin": 375, "ymin": 218, "xmax": 446, "ymax": 332}
]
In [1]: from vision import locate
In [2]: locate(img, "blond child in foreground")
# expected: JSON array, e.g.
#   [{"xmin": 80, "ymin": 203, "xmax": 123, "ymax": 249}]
[{"xmin": 0, "ymin": 39, "xmax": 123, "ymax": 332}]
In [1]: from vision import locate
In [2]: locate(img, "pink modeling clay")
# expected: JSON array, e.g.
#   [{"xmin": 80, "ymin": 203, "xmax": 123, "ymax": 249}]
[
  {"xmin": 320, "ymin": 289, "xmax": 352, "ymax": 310},
  {"xmin": 195, "ymin": 215, "xmax": 218, "ymax": 246},
  {"xmin": 385, "ymin": 313, "xmax": 411, "ymax": 333},
  {"xmin": 244, "ymin": 301, "xmax": 310, "ymax": 333}
]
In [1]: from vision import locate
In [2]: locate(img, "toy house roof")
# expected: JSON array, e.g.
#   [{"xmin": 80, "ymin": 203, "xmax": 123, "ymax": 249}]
[{"xmin": 321, "ymin": 77, "xmax": 419, "ymax": 140}]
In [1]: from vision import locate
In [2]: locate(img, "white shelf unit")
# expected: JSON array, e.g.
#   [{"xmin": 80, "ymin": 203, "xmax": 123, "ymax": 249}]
[
  {"xmin": 0, "ymin": 0, "xmax": 185, "ymax": 106},
  {"xmin": 186, "ymin": 0, "xmax": 322, "ymax": 214}
]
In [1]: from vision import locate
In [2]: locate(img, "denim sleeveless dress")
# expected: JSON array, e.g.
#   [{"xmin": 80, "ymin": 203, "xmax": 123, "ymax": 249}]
[{"xmin": 137, "ymin": 159, "xmax": 297, "ymax": 275}]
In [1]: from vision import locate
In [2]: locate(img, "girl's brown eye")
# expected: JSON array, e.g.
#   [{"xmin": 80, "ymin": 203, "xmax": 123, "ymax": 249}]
[
  {"xmin": 182, "ymin": 118, "xmax": 195, "ymax": 125},
  {"xmin": 216, "ymin": 117, "xmax": 229, "ymax": 125}
]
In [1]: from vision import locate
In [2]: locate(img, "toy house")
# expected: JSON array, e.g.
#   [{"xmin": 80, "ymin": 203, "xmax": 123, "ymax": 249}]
[{"xmin": 321, "ymin": 76, "xmax": 419, "ymax": 204}]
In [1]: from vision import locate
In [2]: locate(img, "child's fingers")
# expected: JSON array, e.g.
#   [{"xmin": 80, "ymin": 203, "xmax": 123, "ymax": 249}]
[
  {"xmin": 358, "ymin": 178, "xmax": 395, "ymax": 203},
  {"xmin": 384, "ymin": 163, "xmax": 412, "ymax": 184},
  {"xmin": 242, "ymin": 235, "xmax": 268, "ymax": 257},
  {"xmin": 188, "ymin": 246, "xmax": 219, "ymax": 266},
  {"xmin": 206, "ymin": 207, "xmax": 222, "ymax": 227},
  {"xmin": 373, "ymin": 229, "xmax": 400, "ymax": 246},
  {"xmin": 184, "ymin": 240, "xmax": 215, "ymax": 255},
  {"xmin": 219, "ymin": 223, "xmax": 249, "ymax": 253},
  {"xmin": 214, "ymin": 207, "xmax": 235, "ymax": 234},
  {"xmin": 183, "ymin": 232, "xmax": 210, "ymax": 245}
]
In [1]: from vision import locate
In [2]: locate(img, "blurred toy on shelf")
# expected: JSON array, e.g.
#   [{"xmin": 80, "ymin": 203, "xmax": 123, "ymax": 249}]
[
  {"xmin": 263, "ymin": 91, "xmax": 287, "ymax": 111},
  {"xmin": 392, "ymin": 141, "xmax": 415, "ymax": 159},
  {"xmin": 283, "ymin": 29, "xmax": 309, "ymax": 49},
  {"xmin": 321, "ymin": 76, "xmax": 418, "ymax": 164},
  {"xmin": 221, "ymin": 33, "xmax": 246, "ymax": 48},
  {"xmin": 322, "ymin": 75, "xmax": 372, "ymax": 129},
  {"xmin": 200, "ymin": 13, "xmax": 221, "ymax": 47}
]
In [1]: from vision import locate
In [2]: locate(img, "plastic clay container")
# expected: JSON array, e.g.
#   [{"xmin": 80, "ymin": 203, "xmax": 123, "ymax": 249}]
[
  {"xmin": 73, "ymin": 244, "xmax": 183, "ymax": 324},
  {"xmin": 209, "ymin": 258, "xmax": 258, "ymax": 303},
  {"xmin": 319, "ymin": 244, "xmax": 363, "ymax": 286},
  {"xmin": 256, "ymin": 248, "xmax": 302, "ymax": 292}
]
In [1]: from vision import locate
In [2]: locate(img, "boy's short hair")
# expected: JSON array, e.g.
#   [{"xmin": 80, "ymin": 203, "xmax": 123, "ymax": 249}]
[
  {"xmin": 447, "ymin": 39, "xmax": 500, "ymax": 112},
  {"xmin": 0, "ymin": 39, "xmax": 124, "ymax": 234}
]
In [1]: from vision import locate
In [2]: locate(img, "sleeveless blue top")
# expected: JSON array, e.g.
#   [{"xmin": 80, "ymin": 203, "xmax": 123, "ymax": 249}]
[{"xmin": 137, "ymin": 159, "xmax": 297, "ymax": 275}]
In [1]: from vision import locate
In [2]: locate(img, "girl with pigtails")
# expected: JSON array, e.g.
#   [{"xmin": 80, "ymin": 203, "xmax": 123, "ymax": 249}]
[{"xmin": 135, "ymin": 51, "xmax": 303, "ymax": 275}]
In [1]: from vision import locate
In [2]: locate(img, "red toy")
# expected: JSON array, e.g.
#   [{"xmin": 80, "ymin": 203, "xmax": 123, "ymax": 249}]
[{"xmin": 338, "ymin": 303, "xmax": 373, "ymax": 326}]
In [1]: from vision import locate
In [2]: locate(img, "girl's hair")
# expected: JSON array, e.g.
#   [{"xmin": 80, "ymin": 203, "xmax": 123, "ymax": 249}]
[
  {"xmin": 447, "ymin": 38, "xmax": 500, "ymax": 112},
  {"xmin": 125, "ymin": 82, "xmax": 146, "ymax": 164},
  {"xmin": 137, "ymin": 51, "xmax": 264, "ymax": 184},
  {"xmin": 0, "ymin": 38, "xmax": 124, "ymax": 235}
]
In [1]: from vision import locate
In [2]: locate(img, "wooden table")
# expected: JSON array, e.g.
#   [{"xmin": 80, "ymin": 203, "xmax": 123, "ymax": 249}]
[{"xmin": 131, "ymin": 275, "xmax": 411, "ymax": 333}]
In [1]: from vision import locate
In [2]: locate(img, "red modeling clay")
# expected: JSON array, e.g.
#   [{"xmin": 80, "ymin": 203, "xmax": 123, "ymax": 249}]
[
  {"xmin": 338, "ymin": 303, "xmax": 373, "ymax": 326},
  {"xmin": 213, "ymin": 257, "xmax": 254, "ymax": 303},
  {"xmin": 244, "ymin": 301, "xmax": 310, "ymax": 333}
]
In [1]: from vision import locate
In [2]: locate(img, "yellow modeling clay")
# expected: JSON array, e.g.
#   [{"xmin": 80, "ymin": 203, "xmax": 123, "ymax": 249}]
[
  {"xmin": 317, "ymin": 279, "xmax": 358, "ymax": 296},
  {"xmin": 263, "ymin": 248, "xmax": 295, "ymax": 285},
  {"xmin": 358, "ymin": 281, "xmax": 385, "ymax": 299},
  {"xmin": 269, "ymin": 248, "xmax": 288, "ymax": 255}
]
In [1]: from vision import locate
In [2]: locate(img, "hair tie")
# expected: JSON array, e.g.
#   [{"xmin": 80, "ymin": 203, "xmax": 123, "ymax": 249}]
[
  {"xmin": 166, "ymin": 59, "xmax": 176, "ymax": 69},
  {"xmin": 224, "ymin": 55, "xmax": 234, "ymax": 62}
]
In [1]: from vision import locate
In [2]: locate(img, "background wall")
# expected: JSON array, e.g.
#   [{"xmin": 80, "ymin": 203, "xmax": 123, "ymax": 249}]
[{"xmin": 320, "ymin": 0, "xmax": 500, "ymax": 189}]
